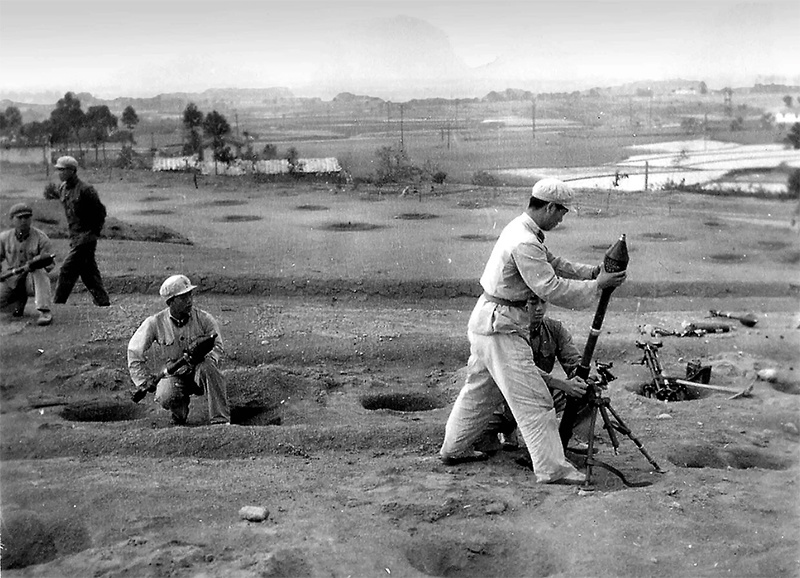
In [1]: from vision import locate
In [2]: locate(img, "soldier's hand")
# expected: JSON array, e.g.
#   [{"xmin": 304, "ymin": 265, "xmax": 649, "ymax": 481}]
[
  {"xmin": 597, "ymin": 269, "xmax": 627, "ymax": 290},
  {"xmin": 559, "ymin": 377, "xmax": 589, "ymax": 398}
]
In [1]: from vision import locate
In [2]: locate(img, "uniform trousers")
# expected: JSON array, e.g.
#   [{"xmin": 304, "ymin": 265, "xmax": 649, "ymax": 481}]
[
  {"xmin": 154, "ymin": 361, "xmax": 230, "ymax": 424},
  {"xmin": 440, "ymin": 328, "xmax": 581, "ymax": 483}
]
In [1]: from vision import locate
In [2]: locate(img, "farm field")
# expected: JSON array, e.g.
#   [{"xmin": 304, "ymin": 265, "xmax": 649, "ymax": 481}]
[{"xmin": 0, "ymin": 161, "xmax": 799, "ymax": 577}]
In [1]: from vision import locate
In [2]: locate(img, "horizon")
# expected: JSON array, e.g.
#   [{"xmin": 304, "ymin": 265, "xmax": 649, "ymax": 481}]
[{"xmin": 1, "ymin": 0, "xmax": 799, "ymax": 103}]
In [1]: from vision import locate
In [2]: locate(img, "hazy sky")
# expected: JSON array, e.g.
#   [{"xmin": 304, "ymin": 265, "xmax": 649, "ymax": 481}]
[{"xmin": 1, "ymin": 0, "xmax": 798, "ymax": 99}]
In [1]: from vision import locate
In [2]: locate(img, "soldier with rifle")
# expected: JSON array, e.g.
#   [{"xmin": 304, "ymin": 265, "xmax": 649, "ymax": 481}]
[
  {"xmin": 439, "ymin": 178, "xmax": 626, "ymax": 485},
  {"xmin": 127, "ymin": 275, "xmax": 231, "ymax": 426},
  {"xmin": 0, "ymin": 203, "xmax": 56, "ymax": 326}
]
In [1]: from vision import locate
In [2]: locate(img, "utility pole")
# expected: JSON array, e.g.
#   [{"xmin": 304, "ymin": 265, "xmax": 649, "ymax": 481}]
[
  {"xmin": 531, "ymin": 99, "xmax": 536, "ymax": 140},
  {"xmin": 399, "ymin": 103, "xmax": 404, "ymax": 152},
  {"xmin": 235, "ymin": 112, "xmax": 240, "ymax": 139}
]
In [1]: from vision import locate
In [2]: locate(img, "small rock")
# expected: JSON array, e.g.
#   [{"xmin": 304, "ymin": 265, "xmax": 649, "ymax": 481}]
[
  {"xmin": 239, "ymin": 506, "xmax": 269, "ymax": 522},
  {"xmin": 783, "ymin": 422, "xmax": 799, "ymax": 435},
  {"xmin": 756, "ymin": 368, "xmax": 778, "ymax": 383},
  {"xmin": 656, "ymin": 413, "xmax": 672, "ymax": 420},
  {"xmin": 484, "ymin": 502, "xmax": 506, "ymax": 515}
]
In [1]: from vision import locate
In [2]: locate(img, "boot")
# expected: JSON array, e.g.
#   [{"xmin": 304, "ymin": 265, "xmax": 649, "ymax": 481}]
[{"xmin": 36, "ymin": 309, "xmax": 53, "ymax": 326}]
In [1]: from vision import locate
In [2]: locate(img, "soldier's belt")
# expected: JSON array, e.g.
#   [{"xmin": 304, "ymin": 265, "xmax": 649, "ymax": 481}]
[{"xmin": 482, "ymin": 293, "xmax": 528, "ymax": 309}]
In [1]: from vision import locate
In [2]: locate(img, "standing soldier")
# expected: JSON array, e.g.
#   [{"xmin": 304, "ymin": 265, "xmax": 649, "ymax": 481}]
[
  {"xmin": 0, "ymin": 203, "xmax": 55, "ymax": 325},
  {"xmin": 439, "ymin": 178, "xmax": 626, "ymax": 484},
  {"xmin": 52, "ymin": 156, "xmax": 110, "ymax": 307}
]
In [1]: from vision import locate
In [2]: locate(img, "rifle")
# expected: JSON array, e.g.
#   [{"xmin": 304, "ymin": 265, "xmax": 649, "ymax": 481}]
[
  {"xmin": 130, "ymin": 333, "xmax": 218, "ymax": 403},
  {"xmin": 0, "ymin": 254, "xmax": 55, "ymax": 282}
]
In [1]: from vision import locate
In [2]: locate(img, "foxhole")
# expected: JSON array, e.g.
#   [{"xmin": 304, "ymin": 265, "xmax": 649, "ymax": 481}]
[
  {"xmin": 215, "ymin": 215, "xmax": 262, "ymax": 222},
  {"xmin": 627, "ymin": 382, "xmax": 707, "ymax": 402},
  {"xmin": 704, "ymin": 220, "xmax": 728, "ymax": 228},
  {"xmin": 360, "ymin": 393, "xmax": 443, "ymax": 412},
  {"xmin": 394, "ymin": 212, "xmax": 438, "ymax": 220},
  {"xmin": 757, "ymin": 240, "xmax": 789, "ymax": 250},
  {"xmin": 708, "ymin": 253, "xmax": 748, "ymax": 263},
  {"xmin": 231, "ymin": 405, "xmax": 282, "ymax": 426},
  {"xmin": 320, "ymin": 221, "xmax": 383, "ymax": 232},
  {"xmin": 133, "ymin": 209, "xmax": 175, "ymax": 216},
  {"xmin": 641, "ymin": 232, "xmax": 684, "ymax": 242},
  {"xmin": 60, "ymin": 401, "xmax": 148, "ymax": 422},
  {"xmin": 459, "ymin": 234, "xmax": 497, "ymax": 242},
  {"xmin": 201, "ymin": 199, "xmax": 247, "ymax": 207},
  {"xmin": 667, "ymin": 443, "xmax": 792, "ymax": 470},
  {"xmin": 140, "ymin": 195, "xmax": 168, "ymax": 202},
  {"xmin": 295, "ymin": 204, "xmax": 329, "ymax": 211}
]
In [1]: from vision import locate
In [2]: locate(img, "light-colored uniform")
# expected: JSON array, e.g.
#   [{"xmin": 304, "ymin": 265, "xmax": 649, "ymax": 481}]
[
  {"xmin": 0, "ymin": 226, "xmax": 54, "ymax": 314},
  {"xmin": 441, "ymin": 212, "xmax": 599, "ymax": 482},
  {"xmin": 127, "ymin": 307, "xmax": 229, "ymax": 424}
]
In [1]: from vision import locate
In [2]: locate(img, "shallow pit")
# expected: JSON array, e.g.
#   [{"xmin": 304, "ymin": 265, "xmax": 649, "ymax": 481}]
[
  {"xmin": 59, "ymin": 401, "xmax": 148, "ymax": 422},
  {"xmin": 704, "ymin": 219, "xmax": 728, "ymax": 228},
  {"xmin": 140, "ymin": 195, "xmax": 169, "ymax": 202},
  {"xmin": 200, "ymin": 199, "xmax": 248, "ymax": 207},
  {"xmin": 628, "ymin": 381, "xmax": 707, "ymax": 402},
  {"xmin": 360, "ymin": 392, "xmax": 443, "ymax": 412},
  {"xmin": 295, "ymin": 204, "xmax": 329, "ymax": 211},
  {"xmin": 405, "ymin": 537, "xmax": 555, "ymax": 578},
  {"xmin": 215, "ymin": 215, "xmax": 263, "ymax": 222},
  {"xmin": 459, "ymin": 234, "xmax": 497, "ymax": 242},
  {"xmin": 667, "ymin": 443, "xmax": 793, "ymax": 470},
  {"xmin": 640, "ymin": 232, "xmax": 685, "ymax": 242},
  {"xmin": 707, "ymin": 253, "xmax": 748, "ymax": 263},
  {"xmin": 132, "ymin": 209, "xmax": 175, "ymax": 216},
  {"xmin": 320, "ymin": 221, "xmax": 383, "ymax": 232},
  {"xmin": 394, "ymin": 212, "xmax": 438, "ymax": 220},
  {"xmin": 230, "ymin": 405, "xmax": 282, "ymax": 426}
]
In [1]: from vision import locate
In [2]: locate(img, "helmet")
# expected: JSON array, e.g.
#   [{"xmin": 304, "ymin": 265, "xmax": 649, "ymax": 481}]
[
  {"xmin": 531, "ymin": 178, "xmax": 574, "ymax": 208},
  {"xmin": 159, "ymin": 274, "xmax": 197, "ymax": 301},
  {"xmin": 55, "ymin": 156, "xmax": 79, "ymax": 170}
]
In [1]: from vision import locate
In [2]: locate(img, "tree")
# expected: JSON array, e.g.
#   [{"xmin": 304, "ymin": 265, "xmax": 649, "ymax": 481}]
[
  {"xmin": 699, "ymin": 81, "xmax": 708, "ymax": 95},
  {"xmin": 202, "ymin": 110, "xmax": 232, "ymax": 163},
  {"xmin": 121, "ymin": 105, "xmax": 139, "ymax": 144},
  {"xmin": 19, "ymin": 120, "xmax": 52, "ymax": 145},
  {"xmin": 3, "ymin": 106, "xmax": 23, "ymax": 131},
  {"xmin": 783, "ymin": 95, "xmax": 794, "ymax": 108},
  {"xmin": 84, "ymin": 105, "xmax": 118, "ymax": 161},
  {"xmin": 50, "ymin": 92, "xmax": 85, "ymax": 152},
  {"xmin": 786, "ymin": 123, "xmax": 800, "ymax": 150},
  {"xmin": 182, "ymin": 102, "xmax": 204, "ymax": 159}
]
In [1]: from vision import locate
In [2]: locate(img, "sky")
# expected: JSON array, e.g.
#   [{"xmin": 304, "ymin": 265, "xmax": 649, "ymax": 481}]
[{"xmin": 0, "ymin": 0, "xmax": 798, "ymax": 101}]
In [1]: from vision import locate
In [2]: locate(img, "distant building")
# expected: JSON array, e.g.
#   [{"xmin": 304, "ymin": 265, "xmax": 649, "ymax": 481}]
[
  {"xmin": 672, "ymin": 88, "xmax": 698, "ymax": 96},
  {"xmin": 774, "ymin": 110, "xmax": 800, "ymax": 125}
]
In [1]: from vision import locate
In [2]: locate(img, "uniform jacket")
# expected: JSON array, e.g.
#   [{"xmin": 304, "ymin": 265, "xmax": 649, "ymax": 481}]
[
  {"xmin": 470, "ymin": 212, "xmax": 600, "ymax": 337},
  {"xmin": 0, "ymin": 226, "xmax": 54, "ymax": 288},
  {"xmin": 59, "ymin": 178, "xmax": 106, "ymax": 246},
  {"xmin": 530, "ymin": 317, "xmax": 582, "ymax": 377},
  {"xmin": 127, "ymin": 307, "xmax": 223, "ymax": 389}
]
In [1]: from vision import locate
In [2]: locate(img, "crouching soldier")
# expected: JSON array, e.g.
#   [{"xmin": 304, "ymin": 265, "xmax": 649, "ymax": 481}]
[
  {"xmin": 0, "ymin": 203, "xmax": 55, "ymax": 325},
  {"xmin": 127, "ymin": 274, "xmax": 231, "ymax": 426}
]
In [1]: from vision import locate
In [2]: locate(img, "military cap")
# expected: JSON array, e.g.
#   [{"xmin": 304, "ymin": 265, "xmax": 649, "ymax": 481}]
[
  {"xmin": 8, "ymin": 202, "xmax": 33, "ymax": 218},
  {"xmin": 531, "ymin": 178, "xmax": 574, "ymax": 208},
  {"xmin": 55, "ymin": 156, "xmax": 79, "ymax": 170}
]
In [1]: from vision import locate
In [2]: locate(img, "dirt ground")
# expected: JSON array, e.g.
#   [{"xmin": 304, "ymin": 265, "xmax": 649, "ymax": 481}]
[{"xmin": 1, "ymin": 166, "xmax": 799, "ymax": 577}]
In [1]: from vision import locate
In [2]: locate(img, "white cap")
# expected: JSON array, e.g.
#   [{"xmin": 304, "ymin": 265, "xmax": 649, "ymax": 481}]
[
  {"xmin": 55, "ymin": 156, "xmax": 79, "ymax": 170},
  {"xmin": 159, "ymin": 274, "xmax": 197, "ymax": 301},
  {"xmin": 531, "ymin": 178, "xmax": 574, "ymax": 208}
]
